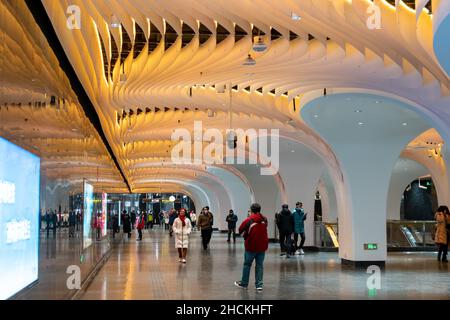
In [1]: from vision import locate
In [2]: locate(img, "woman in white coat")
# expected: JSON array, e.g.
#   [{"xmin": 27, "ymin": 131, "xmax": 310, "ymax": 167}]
[{"xmin": 173, "ymin": 208, "xmax": 192, "ymax": 263}]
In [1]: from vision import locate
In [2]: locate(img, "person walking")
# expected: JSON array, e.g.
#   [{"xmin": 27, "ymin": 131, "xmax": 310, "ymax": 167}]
[
  {"xmin": 52, "ymin": 211, "xmax": 57, "ymax": 237},
  {"xmin": 45, "ymin": 210, "xmax": 51, "ymax": 238},
  {"xmin": 112, "ymin": 213, "xmax": 119, "ymax": 238},
  {"xmin": 234, "ymin": 203, "xmax": 269, "ymax": 291},
  {"xmin": 292, "ymin": 202, "xmax": 307, "ymax": 255},
  {"xmin": 197, "ymin": 206, "xmax": 214, "ymax": 250},
  {"xmin": 434, "ymin": 205, "xmax": 450, "ymax": 262},
  {"xmin": 226, "ymin": 209, "xmax": 238, "ymax": 243},
  {"xmin": 190, "ymin": 211, "xmax": 197, "ymax": 231},
  {"xmin": 276, "ymin": 204, "xmax": 294, "ymax": 257},
  {"xmin": 173, "ymin": 208, "xmax": 192, "ymax": 263},
  {"xmin": 136, "ymin": 213, "xmax": 145, "ymax": 241},
  {"xmin": 164, "ymin": 211, "xmax": 170, "ymax": 230},
  {"xmin": 148, "ymin": 211, "xmax": 154, "ymax": 229},
  {"xmin": 76, "ymin": 211, "xmax": 81, "ymax": 231},
  {"xmin": 159, "ymin": 211, "xmax": 164, "ymax": 227},
  {"xmin": 68, "ymin": 211, "xmax": 76, "ymax": 238},
  {"xmin": 130, "ymin": 210, "xmax": 136, "ymax": 230},
  {"xmin": 122, "ymin": 211, "xmax": 132, "ymax": 239}
]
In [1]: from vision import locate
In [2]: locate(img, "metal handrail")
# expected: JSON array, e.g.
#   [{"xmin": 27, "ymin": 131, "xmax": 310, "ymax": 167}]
[{"xmin": 314, "ymin": 220, "xmax": 437, "ymax": 248}]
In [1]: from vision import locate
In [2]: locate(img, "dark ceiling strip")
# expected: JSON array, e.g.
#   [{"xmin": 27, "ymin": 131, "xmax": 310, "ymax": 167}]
[{"xmin": 24, "ymin": 0, "xmax": 131, "ymax": 193}]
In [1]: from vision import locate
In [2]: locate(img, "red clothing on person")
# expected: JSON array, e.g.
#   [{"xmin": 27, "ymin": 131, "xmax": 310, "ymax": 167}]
[
  {"xmin": 136, "ymin": 216, "xmax": 145, "ymax": 230},
  {"xmin": 238, "ymin": 213, "xmax": 269, "ymax": 253}
]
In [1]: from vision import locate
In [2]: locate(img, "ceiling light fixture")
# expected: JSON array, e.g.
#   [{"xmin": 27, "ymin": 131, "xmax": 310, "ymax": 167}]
[
  {"xmin": 252, "ymin": 36, "xmax": 267, "ymax": 52},
  {"xmin": 355, "ymin": 110, "xmax": 362, "ymax": 113},
  {"xmin": 402, "ymin": 122, "xmax": 408, "ymax": 126},
  {"xmin": 313, "ymin": 114, "xmax": 319, "ymax": 118},
  {"xmin": 110, "ymin": 14, "xmax": 121, "ymax": 28},
  {"xmin": 358, "ymin": 122, "xmax": 364, "ymax": 126},
  {"xmin": 291, "ymin": 12, "xmax": 301, "ymax": 21},
  {"xmin": 243, "ymin": 54, "xmax": 256, "ymax": 66}
]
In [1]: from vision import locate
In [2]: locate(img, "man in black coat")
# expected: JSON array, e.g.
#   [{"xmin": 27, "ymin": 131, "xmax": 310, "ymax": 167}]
[
  {"xmin": 52, "ymin": 211, "xmax": 58, "ymax": 237},
  {"xmin": 68, "ymin": 211, "xmax": 76, "ymax": 237},
  {"xmin": 112, "ymin": 213, "xmax": 119, "ymax": 238},
  {"xmin": 130, "ymin": 210, "xmax": 136, "ymax": 229},
  {"xmin": 276, "ymin": 204, "xmax": 294, "ymax": 258},
  {"xmin": 122, "ymin": 210, "xmax": 132, "ymax": 238},
  {"xmin": 226, "ymin": 209, "xmax": 238, "ymax": 243}
]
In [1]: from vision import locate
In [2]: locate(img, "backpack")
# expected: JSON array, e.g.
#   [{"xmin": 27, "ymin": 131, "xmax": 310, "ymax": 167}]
[{"xmin": 241, "ymin": 215, "xmax": 268, "ymax": 240}]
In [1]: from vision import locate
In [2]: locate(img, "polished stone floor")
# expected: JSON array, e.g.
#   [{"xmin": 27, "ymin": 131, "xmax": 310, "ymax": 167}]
[
  {"xmin": 80, "ymin": 227, "xmax": 450, "ymax": 300},
  {"xmin": 15, "ymin": 228, "xmax": 110, "ymax": 300}
]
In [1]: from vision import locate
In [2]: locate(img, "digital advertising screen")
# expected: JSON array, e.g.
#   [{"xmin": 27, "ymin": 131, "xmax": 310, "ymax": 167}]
[
  {"xmin": 101, "ymin": 192, "xmax": 107, "ymax": 237},
  {"xmin": 83, "ymin": 181, "xmax": 94, "ymax": 249},
  {"xmin": 0, "ymin": 137, "xmax": 40, "ymax": 300}
]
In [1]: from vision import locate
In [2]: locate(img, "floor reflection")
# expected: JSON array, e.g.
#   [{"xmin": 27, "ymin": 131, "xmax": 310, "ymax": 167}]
[{"xmin": 80, "ymin": 227, "xmax": 450, "ymax": 300}]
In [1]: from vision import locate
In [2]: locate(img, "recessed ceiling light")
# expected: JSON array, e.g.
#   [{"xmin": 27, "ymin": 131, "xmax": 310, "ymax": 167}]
[
  {"xmin": 313, "ymin": 114, "xmax": 319, "ymax": 118},
  {"xmin": 290, "ymin": 12, "xmax": 301, "ymax": 21},
  {"xmin": 71, "ymin": 128, "xmax": 78, "ymax": 131},
  {"xmin": 355, "ymin": 110, "xmax": 362, "ymax": 113},
  {"xmin": 402, "ymin": 122, "xmax": 408, "ymax": 126},
  {"xmin": 358, "ymin": 122, "xmax": 364, "ymax": 126},
  {"xmin": 375, "ymin": 101, "xmax": 381, "ymax": 104},
  {"xmin": 291, "ymin": 150, "xmax": 295, "ymax": 153}
]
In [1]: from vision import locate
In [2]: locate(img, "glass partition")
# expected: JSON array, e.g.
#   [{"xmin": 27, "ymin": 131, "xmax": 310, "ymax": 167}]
[{"xmin": 314, "ymin": 220, "xmax": 437, "ymax": 249}]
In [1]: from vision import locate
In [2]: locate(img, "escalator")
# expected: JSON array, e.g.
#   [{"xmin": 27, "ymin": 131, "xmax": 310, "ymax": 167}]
[{"xmin": 400, "ymin": 226, "xmax": 417, "ymax": 246}]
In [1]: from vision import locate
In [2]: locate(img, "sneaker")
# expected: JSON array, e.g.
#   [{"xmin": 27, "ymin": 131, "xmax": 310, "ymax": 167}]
[
  {"xmin": 299, "ymin": 249, "xmax": 305, "ymax": 255},
  {"xmin": 234, "ymin": 281, "xmax": 247, "ymax": 289},
  {"xmin": 256, "ymin": 287, "xmax": 263, "ymax": 292},
  {"xmin": 182, "ymin": 259, "xmax": 187, "ymax": 264},
  {"xmin": 280, "ymin": 252, "xmax": 286, "ymax": 256},
  {"xmin": 295, "ymin": 250, "xmax": 301, "ymax": 255},
  {"xmin": 286, "ymin": 254, "xmax": 290, "ymax": 259},
  {"xmin": 179, "ymin": 258, "xmax": 182, "ymax": 262}
]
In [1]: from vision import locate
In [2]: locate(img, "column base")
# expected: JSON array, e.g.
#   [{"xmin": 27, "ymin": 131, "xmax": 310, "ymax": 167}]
[{"xmin": 341, "ymin": 258, "xmax": 385, "ymax": 270}]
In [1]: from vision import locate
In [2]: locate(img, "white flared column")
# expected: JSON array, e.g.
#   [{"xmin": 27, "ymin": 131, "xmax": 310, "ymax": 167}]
[{"xmin": 302, "ymin": 93, "xmax": 430, "ymax": 267}]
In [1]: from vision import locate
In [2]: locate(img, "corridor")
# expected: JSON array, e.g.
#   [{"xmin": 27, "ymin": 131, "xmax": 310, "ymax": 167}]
[{"xmin": 80, "ymin": 228, "xmax": 450, "ymax": 300}]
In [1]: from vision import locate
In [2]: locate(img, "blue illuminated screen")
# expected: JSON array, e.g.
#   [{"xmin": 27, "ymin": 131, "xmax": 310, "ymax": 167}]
[
  {"xmin": 0, "ymin": 137, "xmax": 40, "ymax": 300},
  {"xmin": 83, "ymin": 181, "xmax": 94, "ymax": 249}
]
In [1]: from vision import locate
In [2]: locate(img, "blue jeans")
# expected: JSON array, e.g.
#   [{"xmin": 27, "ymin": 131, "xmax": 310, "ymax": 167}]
[{"xmin": 241, "ymin": 251, "xmax": 265, "ymax": 288}]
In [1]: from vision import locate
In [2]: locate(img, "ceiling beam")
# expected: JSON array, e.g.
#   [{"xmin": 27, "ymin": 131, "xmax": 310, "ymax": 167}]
[{"xmin": 24, "ymin": 0, "xmax": 131, "ymax": 193}]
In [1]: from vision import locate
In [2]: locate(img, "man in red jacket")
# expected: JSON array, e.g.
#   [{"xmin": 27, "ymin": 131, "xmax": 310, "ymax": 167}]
[
  {"xmin": 136, "ymin": 213, "xmax": 145, "ymax": 241},
  {"xmin": 234, "ymin": 203, "xmax": 269, "ymax": 291}
]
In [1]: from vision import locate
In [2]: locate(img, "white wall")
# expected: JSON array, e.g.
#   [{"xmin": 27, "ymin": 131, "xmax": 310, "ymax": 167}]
[{"xmin": 232, "ymin": 164, "xmax": 282, "ymax": 238}]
